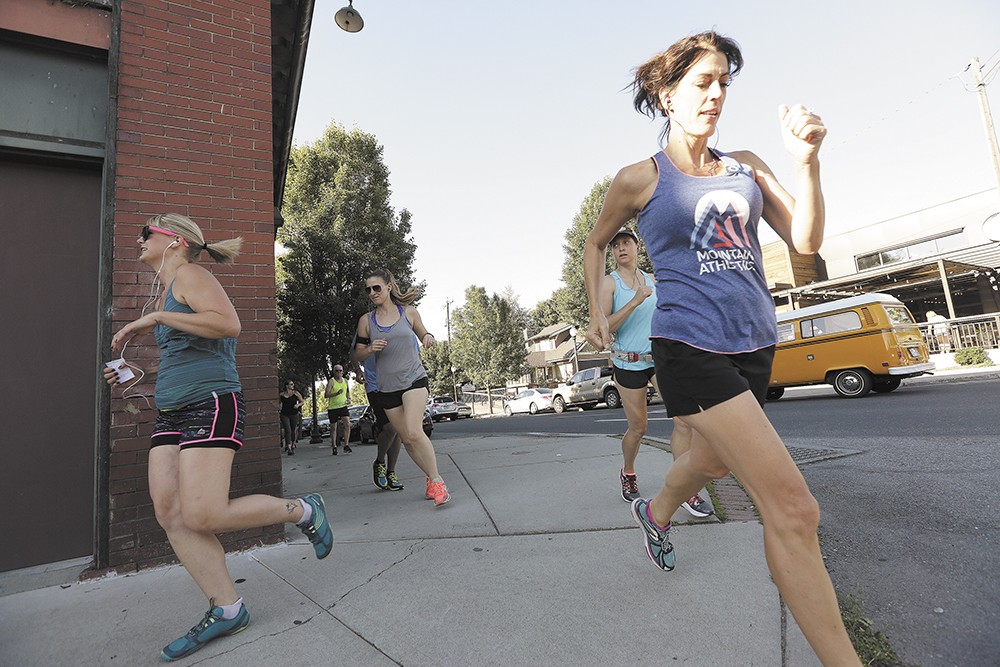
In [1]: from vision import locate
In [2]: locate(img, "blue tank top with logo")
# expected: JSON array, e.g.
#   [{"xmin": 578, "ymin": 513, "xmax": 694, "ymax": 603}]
[
  {"xmin": 635, "ymin": 150, "xmax": 776, "ymax": 354},
  {"xmin": 610, "ymin": 270, "xmax": 655, "ymax": 371},
  {"xmin": 154, "ymin": 281, "xmax": 241, "ymax": 409}
]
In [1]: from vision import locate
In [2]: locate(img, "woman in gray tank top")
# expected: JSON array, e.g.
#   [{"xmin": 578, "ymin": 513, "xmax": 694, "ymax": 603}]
[
  {"xmin": 354, "ymin": 269, "xmax": 451, "ymax": 506},
  {"xmin": 582, "ymin": 33, "xmax": 859, "ymax": 665}
]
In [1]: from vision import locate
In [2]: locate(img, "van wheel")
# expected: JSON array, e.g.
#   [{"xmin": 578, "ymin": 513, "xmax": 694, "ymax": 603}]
[
  {"xmin": 831, "ymin": 369, "xmax": 873, "ymax": 398},
  {"xmin": 872, "ymin": 378, "xmax": 901, "ymax": 393},
  {"xmin": 604, "ymin": 388, "xmax": 622, "ymax": 409},
  {"xmin": 766, "ymin": 387, "xmax": 785, "ymax": 401},
  {"xmin": 553, "ymin": 396, "xmax": 566, "ymax": 413}
]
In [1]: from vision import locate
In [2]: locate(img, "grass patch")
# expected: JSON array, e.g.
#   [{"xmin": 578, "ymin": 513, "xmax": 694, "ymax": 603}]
[
  {"xmin": 705, "ymin": 480, "xmax": 727, "ymax": 522},
  {"xmin": 838, "ymin": 590, "xmax": 911, "ymax": 666}
]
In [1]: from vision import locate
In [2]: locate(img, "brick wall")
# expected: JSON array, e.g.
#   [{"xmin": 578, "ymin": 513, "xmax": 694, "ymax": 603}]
[{"xmin": 109, "ymin": 0, "xmax": 282, "ymax": 571}]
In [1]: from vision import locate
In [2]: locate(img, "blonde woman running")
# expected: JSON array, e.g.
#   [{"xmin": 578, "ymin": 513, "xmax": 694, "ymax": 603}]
[
  {"xmin": 104, "ymin": 213, "xmax": 332, "ymax": 661},
  {"xmin": 354, "ymin": 268, "xmax": 450, "ymax": 506}
]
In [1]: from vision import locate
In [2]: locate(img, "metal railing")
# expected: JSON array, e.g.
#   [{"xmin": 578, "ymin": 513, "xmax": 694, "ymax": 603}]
[{"xmin": 917, "ymin": 313, "xmax": 1000, "ymax": 354}]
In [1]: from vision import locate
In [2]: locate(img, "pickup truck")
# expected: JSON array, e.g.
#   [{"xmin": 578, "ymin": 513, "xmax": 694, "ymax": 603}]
[{"xmin": 551, "ymin": 366, "xmax": 622, "ymax": 413}]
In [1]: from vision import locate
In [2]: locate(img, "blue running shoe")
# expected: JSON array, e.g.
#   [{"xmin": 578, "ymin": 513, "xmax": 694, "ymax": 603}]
[
  {"xmin": 630, "ymin": 498, "xmax": 675, "ymax": 571},
  {"xmin": 373, "ymin": 460, "xmax": 389, "ymax": 490},
  {"xmin": 160, "ymin": 600, "xmax": 250, "ymax": 661},
  {"xmin": 386, "ymin": 471, "xmax": 404, "ymax": 491},
  {"xmin": 299, "ymin": 493, "xmax": 333, "ymax": 559}
]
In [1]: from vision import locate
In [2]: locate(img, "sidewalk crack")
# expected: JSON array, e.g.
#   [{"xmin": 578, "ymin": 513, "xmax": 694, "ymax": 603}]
[
  {"xmin": 449, "ymin": 453, "xmax": 501, "ymax": 536},
  {"xmin": 332, "ymin": 539, "xmax": 426, "ymax": 606}
]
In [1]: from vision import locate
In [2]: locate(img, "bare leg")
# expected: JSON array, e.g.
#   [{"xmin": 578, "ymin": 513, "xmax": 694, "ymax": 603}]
[
  {"xmin": 375, "ymin": 422, "xmax": 397, "ymax": 463},
  {"xmin": 150, "ymin": 447, "xmax": 306, "ymax": 605},
  {"xmin": 618, "ymin": 383, "xmax": 649, "ymax": 474},
  {"xmin": 384, "ymin": 387, "xmax": 440, "ymax": 479},
  {"xmin": 648, "ymin": 392, "xmax": 859, "ymax": 666},
  {"xmin": 340, "ymin": 416, "xmax": 351, "ymax": 447}
]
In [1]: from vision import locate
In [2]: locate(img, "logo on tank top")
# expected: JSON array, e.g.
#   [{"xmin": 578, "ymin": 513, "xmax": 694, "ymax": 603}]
[{"xmin": 690, "ymin": 190, "xmax": 757, "ymax": 275}]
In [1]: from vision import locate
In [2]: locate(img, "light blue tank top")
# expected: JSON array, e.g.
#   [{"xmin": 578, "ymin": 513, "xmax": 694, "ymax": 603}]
[
  {"xmin": 611, "ymin": 270, "xmax": 655, "ymax": 371},
  {"xmin": 154, "ymin": 281, "xmax": 241, "ymax": 410},
  {"xmin": 636, "ymin": 150, "xmax": 776, "ymax": 354},
  {"xmin": 370, "ymin": 306, "xmax": 427, "ymax": 393}
]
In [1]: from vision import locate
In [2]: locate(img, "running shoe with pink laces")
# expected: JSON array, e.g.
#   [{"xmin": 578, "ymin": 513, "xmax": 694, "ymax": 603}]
[
  {"xmin": 428, "ymin": 479, "xmax": 450, "ymax": 506},
  {"xmin": 681, "ymin": 493, "xmax": 714, "ymax": 518},
  {"xmin": 425, "ymin": 476, "xmax": 434, "ymax": 500}
]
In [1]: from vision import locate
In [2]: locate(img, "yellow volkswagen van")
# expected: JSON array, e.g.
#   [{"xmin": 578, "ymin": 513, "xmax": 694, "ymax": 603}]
[{"xmin": 768, "ymin": 293, "xmax": 934, "ymax": 399}]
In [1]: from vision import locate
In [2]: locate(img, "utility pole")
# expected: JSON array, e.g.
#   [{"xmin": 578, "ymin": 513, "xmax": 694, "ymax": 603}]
[
  {"xmin": 445, "ymin": 299, "xmax": 457, "ymax": 401},
  {"xmin": 969, "ymin": 56, "xmax": 1000, "ymax": 197}
]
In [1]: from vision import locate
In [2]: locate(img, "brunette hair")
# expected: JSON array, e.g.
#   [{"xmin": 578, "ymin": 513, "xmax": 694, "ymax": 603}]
[
  {"xmin": 368, "ymin": 268, "xmax": 420, "ymax": 306},
  {"xmin": 631, "ymin": 31, "xmax": 744, "ymax": 140},
  {"xmin": 145, "ymin": 213, "xmax": 243, "ymax": 264}
]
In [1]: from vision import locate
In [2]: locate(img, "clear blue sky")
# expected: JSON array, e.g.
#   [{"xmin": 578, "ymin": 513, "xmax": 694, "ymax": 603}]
[{"xmin": 292, "ymin": 1, "xmax": 1000, "ymax": 338}]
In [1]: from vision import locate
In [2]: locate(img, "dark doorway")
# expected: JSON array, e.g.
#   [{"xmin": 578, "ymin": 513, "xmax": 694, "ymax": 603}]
[{"xmin": 0, "ymin": 157, "xmax": 101, "ymax": 571}]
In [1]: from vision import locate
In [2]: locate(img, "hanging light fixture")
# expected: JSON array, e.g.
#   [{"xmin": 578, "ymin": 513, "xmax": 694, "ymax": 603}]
[{"xmin": 334, "ymin": 1, "xmax": 364, "ymax": 33}]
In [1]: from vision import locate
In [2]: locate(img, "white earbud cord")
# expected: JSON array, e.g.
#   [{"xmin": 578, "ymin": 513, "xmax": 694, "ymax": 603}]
[{"xmin": 117, "ymin": 248, "xmax": 170, "ymax": 409}]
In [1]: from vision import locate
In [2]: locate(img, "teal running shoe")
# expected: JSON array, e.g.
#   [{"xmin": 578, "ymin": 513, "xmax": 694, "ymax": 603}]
[
  {"xmin": 373, "ymin": 460, "xmax": 389, "ymax": 489},
  {"xmin": 630, "ymin": 498, "xmax": 675, "ymax": 571},
  {"xmin": 160, "ymin": 600, "xmax": 250, "ymax": 661},
  {"xmin": 386, "ymin": 471, "xmax": 404, "ymax": 491},
  {"xmin": 299, "ymin": 493, "xmax": 333, "ymax": 559}
]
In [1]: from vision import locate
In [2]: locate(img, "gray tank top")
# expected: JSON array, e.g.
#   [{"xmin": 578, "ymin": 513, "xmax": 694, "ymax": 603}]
[{"xmin": 370, "ymin": 305, "xmax": 427, "ymax": 392}]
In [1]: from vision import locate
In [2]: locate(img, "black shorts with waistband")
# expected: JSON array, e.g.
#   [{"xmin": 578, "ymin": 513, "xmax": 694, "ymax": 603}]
[
  {"xmin": 370, "ymin": 376, "xmax": 429, "ymax": 411},
  {"xmin": 612, "ymin": 365, "xmax": 656, "ymax": 389},
  {"xmin": 651, "ymin": 339, "xmax": 774, "ymax": 417}
]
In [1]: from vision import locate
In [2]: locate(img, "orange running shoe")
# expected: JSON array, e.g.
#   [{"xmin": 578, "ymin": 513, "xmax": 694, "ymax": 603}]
[
  {"xmin": 428, "ymin": 480, "xmax": 450, "ymax": 506},
  {"xmin": 425, "ymin": 477, "xmax": 434, "ymax": 500}
]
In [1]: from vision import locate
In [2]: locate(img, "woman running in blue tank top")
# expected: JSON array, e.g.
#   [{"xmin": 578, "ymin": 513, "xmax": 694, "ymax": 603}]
[
  {"xmin": 595, "ymin": 226, "xmax": 712, "ymax": 518},
  {"xmin": 583, "ymin": 32, "xmax": 859, "ymax": 665}
]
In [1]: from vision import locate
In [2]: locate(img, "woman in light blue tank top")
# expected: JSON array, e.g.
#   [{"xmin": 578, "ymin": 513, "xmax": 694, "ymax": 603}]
[
  {"xmin": 104, "ymin": 214, "xmax": 334, "ymax": 659},
  {"xmin": 581, "ymin": 33, "xmax": 857, "ymax": 663},
  {"xmin": 354, "ymin": 268, "xmax": 452, "ymax": 506}
]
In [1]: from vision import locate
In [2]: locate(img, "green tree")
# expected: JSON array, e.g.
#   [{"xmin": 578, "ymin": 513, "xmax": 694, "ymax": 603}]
[
  {"xmin": 556, "ymin": 177, "xmax": 651, "ymax": 327},
  {"xmin": 450, "ymin": 286, "xmax": 529, "ymax": 391},
  {"xmin": 422, "ymin": 340, "xmax": 461, "ymax": 397},
  {"xmin": 277, "ymin": 122, "xmax": 422, "ymax": 416}
]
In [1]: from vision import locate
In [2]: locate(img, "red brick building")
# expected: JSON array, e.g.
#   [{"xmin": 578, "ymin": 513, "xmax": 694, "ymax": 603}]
[{"xmin": 0, "ymin": 0, "xmax": 315, "ymax": 579}]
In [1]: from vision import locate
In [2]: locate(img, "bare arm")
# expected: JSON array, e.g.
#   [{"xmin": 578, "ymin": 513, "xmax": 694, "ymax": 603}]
[
  {"xmin": 112, "ymin": 264, "xmax": 240, "ymax": 352},
  {"xmin": 406, "ymin": 306, "xmax": 435, "ymax": 349},
  {"xmin": 605, "ymin": 274, "xmax": 654, "ymax": 334},
  {"xmin": 354, "ymin": 313, "xmax": 381, "ymax": 361},
  {"xmin": 584, "ymin": 160, "xmax": 657, "ymax": 350},
  {"xmin": 731, "ymin": 105, "xmax": 826, "ymax": 254}
]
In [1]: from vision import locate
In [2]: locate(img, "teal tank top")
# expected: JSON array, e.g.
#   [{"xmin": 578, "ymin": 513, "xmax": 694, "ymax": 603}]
[
  {"xmin": 611, "ymin": 270, "xmax": 655, "ymax": 371},
  {"xmin": 153, "ymin": 281, "xmax": 241, "ymax": 410}
]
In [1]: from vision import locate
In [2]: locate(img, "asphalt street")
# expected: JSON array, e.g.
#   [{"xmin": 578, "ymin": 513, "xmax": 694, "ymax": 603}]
[{"xmin": 434, "ymin": 374, "xmax": 1000, "ymax": 667}]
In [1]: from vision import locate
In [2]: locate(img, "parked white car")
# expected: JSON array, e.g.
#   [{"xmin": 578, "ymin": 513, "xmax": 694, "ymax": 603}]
[{"xmin": 504, "ymin": 388, "xmax": 554, "ymax": 415}]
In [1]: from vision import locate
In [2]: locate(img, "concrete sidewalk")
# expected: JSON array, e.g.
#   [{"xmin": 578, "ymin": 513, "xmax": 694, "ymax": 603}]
[{"xmin": 0, "ymin": 431, "xmax": 822, "ymax": 666}]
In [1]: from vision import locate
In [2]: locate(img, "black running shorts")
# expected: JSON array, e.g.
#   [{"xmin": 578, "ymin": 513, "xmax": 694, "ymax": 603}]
[{"xmin": 651, "ymin": 339, "xmax": 774, "ymax": 417}]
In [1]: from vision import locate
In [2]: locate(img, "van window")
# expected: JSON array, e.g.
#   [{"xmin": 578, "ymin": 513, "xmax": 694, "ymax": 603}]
[
  {"xmin": 884, "ymin": 306, "xmax": 914, "ymax": 325},
  {"xmin": 800, "ymin": 311, "xmax": 862, "ymax": 338},
  {"xmin": 777, "ymin": 322, "xmax": 796, "ymax": 343}
]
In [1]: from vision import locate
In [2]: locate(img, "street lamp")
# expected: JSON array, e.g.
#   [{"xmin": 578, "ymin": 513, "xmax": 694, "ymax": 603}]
[{"xmin": 334, "ymin": 1, "xmax": 364, "ymax": 33}]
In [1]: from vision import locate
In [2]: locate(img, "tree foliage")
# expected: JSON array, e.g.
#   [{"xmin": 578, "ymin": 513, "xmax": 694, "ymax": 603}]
[
  {"xmin": 422, "ymin": 340, "xmax": 463, "ymax": 397},
  {"xmin": 450, "ymin": 286, "xmax": 529, "ymax": 389},
  {"xmin": 551, "ymin": 177, "xmax": 652, "ymax": 328},
  {"xmin": 277, "ymin": 123, "xmax": 422, "ymax": 397}
]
